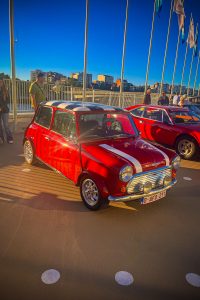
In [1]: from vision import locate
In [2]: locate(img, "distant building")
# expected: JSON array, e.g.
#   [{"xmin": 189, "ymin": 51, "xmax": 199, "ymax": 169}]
[
  {"xmin": 97, "ymin": 74, "xmax": 114, "ymax": 85},
  {"xmin": 30, "ymin": 69, "xmax": 45, "ymax": 82},
  {"xmin": 71, "ymin": 72, "xmax": 92, "ymax": 87},
  {"xmin": 46, "ymin": 71, "xmax": 64, "ymax": 83}
]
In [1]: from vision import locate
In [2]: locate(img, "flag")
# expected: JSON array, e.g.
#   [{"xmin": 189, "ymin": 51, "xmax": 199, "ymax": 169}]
[
  {"xmin": 174, "ymin": 0, "xmax": 185, "ymax": 31},
  {"xmin": 194, "ymin": 26, "xmax": 198, "ymax": 56},
  {"xmin": 155, "ymin": 0, "xmax": 162, "ymax": 15},
  {"xmin": 187, "ymin": 18, "xmax": 195, "ymax": 48},
  {"xmin": 174, "ymin": 0, "xmax": 184, "ymax": 15}
]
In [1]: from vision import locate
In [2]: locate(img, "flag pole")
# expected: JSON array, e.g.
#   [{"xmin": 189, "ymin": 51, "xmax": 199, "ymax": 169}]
[
  {"xmin": 171, "ymin": 28, "xmax": 181, "ymax": 96},
  {"xmin": 83, "ymin": 0, "xmax": 89, "ymax": 101},
  {"xmin": 180, "ymin": 14, "xmax": 192, "ymax": 95},
  {"xmin": 144, "ymin": 0, "xmax": 156, "ymax": 94},
  {"xmin": 187, "ymin": 23, "xmax": 198, "ymax": 96},
  {"xmin": 193, "ymin": 51, "xmax": 200, "ymax": 95},
  {"xmin": 9, "ymin": 0, "xmax": 17, "ymax": 131},
  {"xmin": 119, "ymin": 0, "xmax": 129, "ymax": 107},
  {"xmin": 160, "ymin": 0, "xmax": 173, "ymax": 94}
]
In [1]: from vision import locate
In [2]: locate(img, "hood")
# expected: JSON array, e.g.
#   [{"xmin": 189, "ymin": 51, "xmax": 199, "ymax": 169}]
[{"xmin": 81, "ymin": 137, "xmax": 175, "ymax": 174}]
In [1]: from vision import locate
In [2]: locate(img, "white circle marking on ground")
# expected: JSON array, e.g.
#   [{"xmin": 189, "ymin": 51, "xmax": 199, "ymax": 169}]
[
  {"xmin": 22, "ymin": 168, "xmax": 31, "ymax": 173},
  {"xmin": 183, "ymin": 177, "xmax": 192, "ymax": 181},
  {"xmin": 186, "ymin": 273, "xmax": 200, "ymax": 287},
  {"xmin": 41, "ymin": 269, "xmax": 60, "ymax": 285},
  {"xmin": 115, "ymin": 271, "xmax": 134, "ymax": 286}
]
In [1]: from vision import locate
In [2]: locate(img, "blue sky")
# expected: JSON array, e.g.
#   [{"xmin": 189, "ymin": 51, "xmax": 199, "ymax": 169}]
[{"xmin": 0, "ymin": 0, "xmax": 200, "ymax": 87}]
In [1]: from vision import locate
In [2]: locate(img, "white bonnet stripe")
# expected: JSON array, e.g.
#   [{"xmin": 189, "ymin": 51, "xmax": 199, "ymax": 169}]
[
  {"xmin": 143, "ymin": 141, "xmax": 170, "ymax": 166},
  {"xmin": 100, "ymin": 144, "xmax": 142, "ymax": 173}
]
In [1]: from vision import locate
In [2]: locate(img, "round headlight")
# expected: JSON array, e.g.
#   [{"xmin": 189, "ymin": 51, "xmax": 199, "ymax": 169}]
[
  {"xmin": 163, "ymin": 175, "xmax": 171, "ymax": 187},
  {"xmin": 143, "ymin": 181, "xmax": 152, "ymax": 194},
  {"xmin": 172, "ymin": 156, "xmax": 181, "ymax": 170},
  {"xmin": 119, "ymin": 165, "xmax": 133, "ymax": 182}
]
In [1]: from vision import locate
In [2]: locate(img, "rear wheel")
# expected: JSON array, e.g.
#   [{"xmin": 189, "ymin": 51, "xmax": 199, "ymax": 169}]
[
  {"xmin": 175, "ymin": 136, "xmax": 198, "ymax": 160},
  {"xmin": 24, "ymin": 140, "xmax": 36, "ymax": 165},
  {"xmin": 80, "ymin": 176, "xmax": 108, "ymax": 210}
]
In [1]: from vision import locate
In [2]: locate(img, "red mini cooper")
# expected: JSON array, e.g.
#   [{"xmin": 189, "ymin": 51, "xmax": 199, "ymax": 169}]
[
  {"xmin": 126, "ymin": 104, "xmax": 200, "ymax": 160},
  {"xmin": 24, "ymin": 101, "xmax": 179, "ymax": 210}
]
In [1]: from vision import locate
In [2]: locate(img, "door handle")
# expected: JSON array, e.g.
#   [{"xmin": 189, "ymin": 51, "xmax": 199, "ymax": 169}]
[{"xmin": 44, "ymin": 136, "xmax": 51, "ymax": 141}]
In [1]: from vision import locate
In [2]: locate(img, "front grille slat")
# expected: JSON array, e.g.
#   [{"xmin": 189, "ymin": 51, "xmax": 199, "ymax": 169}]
[{"xmin": 127, "ymin": 167, "xmax": 172, "ymax": 194}]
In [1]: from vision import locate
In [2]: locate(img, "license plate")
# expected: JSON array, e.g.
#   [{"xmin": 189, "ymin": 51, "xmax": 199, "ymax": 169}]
[{"xmin": 141, "ymin": 190, "xmax": 166, "ymax": 205}]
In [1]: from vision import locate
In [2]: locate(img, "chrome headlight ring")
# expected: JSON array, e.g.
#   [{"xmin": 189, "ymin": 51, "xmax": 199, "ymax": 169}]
[
  {"xmin": 119, "ymin": 165, "xmax": 133, "ymax": 182},
  {"xmin": 172, "ymin": 156, "xmax": 181, "ymax": 170}
]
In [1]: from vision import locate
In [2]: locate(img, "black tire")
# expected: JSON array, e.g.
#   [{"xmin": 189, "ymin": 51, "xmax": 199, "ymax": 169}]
[
  {"xmin": 80, "ymin": 176, "xmax": 108, "ymax": 210},
  {"xmin": 24, "ymin": 140, "xmax": 36, "ymax": 165},
  {"xmin": 175, "ymin": 136, "xmax": 198, "ymax": 160}
]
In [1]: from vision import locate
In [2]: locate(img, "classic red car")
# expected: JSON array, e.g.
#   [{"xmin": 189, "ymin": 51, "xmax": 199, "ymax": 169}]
[
  {"xmin": 126, "ymin": 104, "xmax": 200, "ymax": 159},
  {"xmin": 24, "ymin": 101, "xmax": 179, "ymax": 210}
]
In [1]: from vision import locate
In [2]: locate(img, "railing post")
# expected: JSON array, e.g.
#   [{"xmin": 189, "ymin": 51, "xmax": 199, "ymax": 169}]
[
  {"xmin": 71, "ymin": 86, "xmax": 73, "ymax": 101},
  {"xmin": 92, "ymin": 89, "xmax": 95, "ymax": 102}
]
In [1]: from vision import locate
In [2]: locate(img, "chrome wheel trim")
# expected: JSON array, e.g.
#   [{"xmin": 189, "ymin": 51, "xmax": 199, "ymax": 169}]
[
  {"xmin": 82, "ymin": 179, "xmax": 99, "ymax": 206},
  {"xmin": 178, "ymin": 139, "xmax": 194, "ymax": 157},
  {"xmin": 24, "ymin": 141, "xmax": 33, "ymax": 163}
]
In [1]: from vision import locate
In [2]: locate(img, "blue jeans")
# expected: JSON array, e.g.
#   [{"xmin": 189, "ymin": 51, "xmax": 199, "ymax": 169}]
[{"xmin": 0, "ymin": 113, "xmax": 13, "ymax": 142}]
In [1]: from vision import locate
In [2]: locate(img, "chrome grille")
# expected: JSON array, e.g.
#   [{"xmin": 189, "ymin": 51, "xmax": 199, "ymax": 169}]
[{"xmin": 127, "ymin": 167, "xmax": 172, "ymax": 194}]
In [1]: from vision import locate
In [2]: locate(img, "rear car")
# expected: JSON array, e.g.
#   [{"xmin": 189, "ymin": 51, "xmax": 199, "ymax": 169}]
[{"xmin": 126, "ymin": 104, "xmax": 200, "ymax": 159}]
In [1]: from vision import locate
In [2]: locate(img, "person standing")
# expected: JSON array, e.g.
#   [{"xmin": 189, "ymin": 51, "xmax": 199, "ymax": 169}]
[
  {"xmin": 158, "ymin": 91, "xmax": 169, "ymax": 106},
  {"xmin": 143, "ymin": 88, "xmax": 151, "ymax": 104},
  {"xmin": 179, "ymin": 94, "xmax": 188, "ymax": 107},
  {"xmin": 172, "ymin": 93, "xmax": 180, "ymax": 106},
  {"xmin": 29, "ymin": 72, "xmax": 47, "ymax": 111},
  {"xmin": 0, "ymin": 79, "xmax": 13, "ymax": 144}
]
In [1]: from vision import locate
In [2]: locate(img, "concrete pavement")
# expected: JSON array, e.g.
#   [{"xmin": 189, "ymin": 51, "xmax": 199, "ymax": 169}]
[{"xmin": 0, "ymin": 132, "xmax": 200, "ymax": 300}]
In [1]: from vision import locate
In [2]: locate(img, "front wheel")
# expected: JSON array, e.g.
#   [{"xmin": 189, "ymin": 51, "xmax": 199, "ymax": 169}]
[
  {"xmin": 24, "ymin": 140, "xmax": 36, "ymax": 165},
  {"xmin": 176, "ymin": 136, "xmax": 198, "ymax": 160},
  {"xmin": 80, "ymin": 177, "xmax": 107, "ymax": 210}
]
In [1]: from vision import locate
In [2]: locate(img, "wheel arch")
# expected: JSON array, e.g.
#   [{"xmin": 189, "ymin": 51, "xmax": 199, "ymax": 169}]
[
  {"xmin": 76, "ymin": 171, "xmax": 109, "ymax": 199},
  {"xmin": 174, "ymin": 133, "xmax": 199, "ymax": 148}
]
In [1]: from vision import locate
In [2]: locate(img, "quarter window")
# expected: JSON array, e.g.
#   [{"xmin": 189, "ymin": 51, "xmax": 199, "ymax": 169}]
[
  {"xmin": 52, "ymin": 110, "xmax": 76, "ymax": 139},
  {"xmin": 163, "ymin": 111, "xmax": 171, "ymax": 123},
  {"xmin": 35, "ymin": 106, "xmax": 52, "ymax": 128},
  {"xmin": 130, "ymin": 107, "xmax": 145, "ymax": 117}
]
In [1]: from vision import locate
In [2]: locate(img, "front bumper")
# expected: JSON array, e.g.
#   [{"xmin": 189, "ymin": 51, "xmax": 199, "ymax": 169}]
[{"xmin": 108, "ymin": 179, "xmax": 177, "ymax": 202}]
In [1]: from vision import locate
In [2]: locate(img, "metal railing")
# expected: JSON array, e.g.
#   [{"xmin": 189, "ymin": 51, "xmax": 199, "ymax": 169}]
[{"xmin": 4, "ymin": 79, "xmax": 159, "ymax": 114}]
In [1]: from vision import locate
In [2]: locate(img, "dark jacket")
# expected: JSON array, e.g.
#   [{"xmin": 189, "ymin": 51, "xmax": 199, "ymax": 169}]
[
  {"xmin": 158, "ymin": 96, "xmax": 169, "ymax": 106},
  {"xmin": 143, "ymin": 94, "xmax": 151, "ymax": 105},
  {"xmin": 0, "ymin": 89, "xmax": 10, "ymax": 113}
]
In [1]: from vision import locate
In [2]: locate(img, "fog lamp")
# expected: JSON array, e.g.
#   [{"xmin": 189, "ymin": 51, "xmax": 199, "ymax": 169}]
[{"xmin": 143, "ymin": 181, "xmax": 152, "ymax": 194}]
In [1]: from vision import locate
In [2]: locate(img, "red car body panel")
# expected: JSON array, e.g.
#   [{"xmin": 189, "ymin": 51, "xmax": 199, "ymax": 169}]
[
  {"xmin": 126, "ymin": 104, "xmax": 200, "ymax": 148},
  {"xmin": 24, "ymin": 102, "xmax": 178, "ymax": 200}
]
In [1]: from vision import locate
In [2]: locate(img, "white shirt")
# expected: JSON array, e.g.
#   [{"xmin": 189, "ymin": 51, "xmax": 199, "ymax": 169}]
[{"xmin": 173, "ymin": 95, "xmax": 179, "ymax": 105}]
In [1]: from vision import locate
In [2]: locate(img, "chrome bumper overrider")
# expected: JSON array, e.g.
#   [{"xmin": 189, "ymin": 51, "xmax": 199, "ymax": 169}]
[{"xmin": 108, "ymin": 179, "xmax": 177, "ymax": 202}]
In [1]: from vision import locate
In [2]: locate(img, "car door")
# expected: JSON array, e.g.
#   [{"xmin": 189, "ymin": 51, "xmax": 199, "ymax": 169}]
[
  {"xmin": 49, "ymin": 110, "xmax": 82, "ymax": 183},
  {"xmin": 34, "ymin": 106, "xmax": 53, "ymax": 163},
  {"xmin": 141, "ymin": 107, "xmax": 163, "ymax": 141},
  {"xmin": 150, "ymin": 110, "xmax": 175, "ymax": 146}
]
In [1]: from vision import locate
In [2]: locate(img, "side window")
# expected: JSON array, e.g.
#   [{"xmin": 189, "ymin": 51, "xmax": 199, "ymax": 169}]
[
  {"xmin": 163, "ymin": 111, "xmax": 171, "ymax": 123},
  {"xmin": 130, "ymin": 107, "xmax": 145, "ymax": 117},
  {"xmin": 52, "ymin": 110, "xmax": 76, "ymax": 139},
  {"xmin": 35, "ymin": 106, "xmax": 52, "ymax": 128},
  {"xmin": 143, "ymin": 108, "xmax": 162, "ymax": 121}
]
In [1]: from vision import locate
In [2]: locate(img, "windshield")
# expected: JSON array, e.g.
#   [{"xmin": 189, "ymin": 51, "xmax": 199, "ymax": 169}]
[
  {"xmin": 170, "ymin": 110, "xmax": 200, "ymax": 124},
  {"xmin": 78, "ymin": 112, "xmax": 138, "ymax": 140},
  {"xmin": 191, "ymin": 105, "xmax": 200, "ymax": 114}
]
